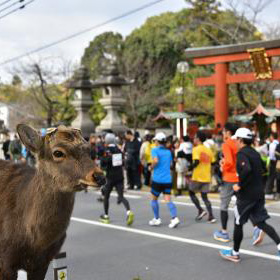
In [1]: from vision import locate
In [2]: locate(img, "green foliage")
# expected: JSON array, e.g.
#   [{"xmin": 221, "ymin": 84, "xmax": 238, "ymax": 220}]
[{"xmin": 81, "ymin": 32, "xmax": 124, "ymax": 79}]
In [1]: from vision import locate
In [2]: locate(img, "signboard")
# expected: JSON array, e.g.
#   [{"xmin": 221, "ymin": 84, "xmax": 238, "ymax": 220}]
[
  {"xmin": 247, "ymin": 48, "xmax": 272, "ymax": 79},
  {"xmin": 54, "ymin": 268, "xmax": 68, "ymax": 280}
]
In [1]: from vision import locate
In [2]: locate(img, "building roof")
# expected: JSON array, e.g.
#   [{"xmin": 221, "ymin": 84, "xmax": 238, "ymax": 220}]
[
  {"xmin": 232, "ymin": 104, "xmax": 280, "ymax": 123},
  {"xmin": 248, "ymin": 103, "xmax": 280, "ymax": 117},
  {"xmin": 152, "ymin": 111, "xmax": 189, "ymax": 121}
]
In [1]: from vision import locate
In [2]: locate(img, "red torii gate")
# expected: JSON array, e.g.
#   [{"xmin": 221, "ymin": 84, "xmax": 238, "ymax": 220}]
[{"xmin": 185, "ymin": 39, "xmax": 280, "ymax": 127}]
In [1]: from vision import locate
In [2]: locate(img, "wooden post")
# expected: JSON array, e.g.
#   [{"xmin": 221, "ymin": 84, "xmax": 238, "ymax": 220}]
[
  {"xmin": 215, "ymin": 63, "xmax": 228, "ymax": 127},
  {"xmin": 53, "ymin": 252, "xmax": 68, "ymax": 280},
  {"xmin": 176, "ymin": 118, "xmax": 181, "ymax": 139},
  {"xmin": 183, "ymin": 118, "xmax": 187, "ymax": 136}
]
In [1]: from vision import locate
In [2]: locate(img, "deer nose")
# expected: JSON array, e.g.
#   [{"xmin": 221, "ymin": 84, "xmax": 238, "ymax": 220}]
[{"xmin": 86, "ymin": 168, "xmax": 106, "ymax": 186}]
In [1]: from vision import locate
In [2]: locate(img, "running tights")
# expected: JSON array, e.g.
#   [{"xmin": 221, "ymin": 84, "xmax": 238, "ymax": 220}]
[
  {"xmin": 189, "ymin": 191, "xmax": 213, "ymax": 216},
  {"xmin": 234, "ymin": 221, "xmax": 280, "ymax": 252},
  {"xmin": 104, "ymin": 185, "xmax": 130, "ymax": 215},
  {"xmin": 221, "ymin": 210, "xmax": 228, "ymax": 231}
]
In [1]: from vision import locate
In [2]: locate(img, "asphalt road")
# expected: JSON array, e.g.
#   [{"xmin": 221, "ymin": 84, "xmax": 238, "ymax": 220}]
[{"xmin": 43, "ymin": 190, "xmax": 280, "ymax": 280}]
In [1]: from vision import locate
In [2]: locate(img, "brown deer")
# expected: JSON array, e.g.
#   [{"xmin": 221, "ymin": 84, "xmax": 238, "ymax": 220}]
[{"xmin": 0, "ymin": 124, "xmax": 105, "ymax": 280}]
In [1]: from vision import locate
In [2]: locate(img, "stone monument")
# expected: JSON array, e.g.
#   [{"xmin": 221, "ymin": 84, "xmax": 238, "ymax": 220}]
[
  {"xmin": 67, "ymin": 66, "xmax": 95, "ymax": 138},
  {"xmin": 92, "ymin": 60, "xmax": 133, "ymax": 133}
]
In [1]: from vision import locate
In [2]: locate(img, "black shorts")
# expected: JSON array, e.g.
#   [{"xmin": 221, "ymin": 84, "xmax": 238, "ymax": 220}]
[
  {"xmin": 234, "ymin": 198, "xmax": 270, "ymax": 226},
  {"xmin": 151, "ymin": 181, "xmax": 172, "ymax": 197}
]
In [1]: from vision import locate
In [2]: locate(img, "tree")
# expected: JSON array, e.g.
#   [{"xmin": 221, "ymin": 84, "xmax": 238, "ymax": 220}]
[{"xmin": 11, "ymin": 58, "xmax": 77, "ymax": 127}]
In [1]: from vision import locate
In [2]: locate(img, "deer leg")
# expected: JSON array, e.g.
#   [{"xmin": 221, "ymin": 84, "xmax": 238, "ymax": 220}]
[
  {"xmin": 0, "ymin": 267, "xmax": 17, "ymax": 280},
  {"xmin": 0, "ymin": 257, "xmax": 18, "ymax": 280}
]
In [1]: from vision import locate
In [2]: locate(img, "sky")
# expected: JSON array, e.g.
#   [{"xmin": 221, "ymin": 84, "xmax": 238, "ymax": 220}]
[{"xmin": 0, "ymin": 0, "xmax": 279, "ymax": 82}]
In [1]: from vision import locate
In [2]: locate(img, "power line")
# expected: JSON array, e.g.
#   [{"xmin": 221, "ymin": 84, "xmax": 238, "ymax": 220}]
[
  {"xmin": 0, "ymin": 0, "xmax": 34, "ymax": 20},
  {"xmin": 0, "ymin": 0, "xmax": 24, "ymax": 14},
  {"xmin": 0, "ymin": 0, "xmax": 13, "ymax": 8},
  {"xmin": 0, "ymin": 0, "xmax": 167, "ymax": 67}
]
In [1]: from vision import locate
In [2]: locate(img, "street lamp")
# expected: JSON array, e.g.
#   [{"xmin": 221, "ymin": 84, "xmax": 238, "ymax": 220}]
[{"xmin": 176, "ymin": 61, "xmax": 189, "ymax": 113}]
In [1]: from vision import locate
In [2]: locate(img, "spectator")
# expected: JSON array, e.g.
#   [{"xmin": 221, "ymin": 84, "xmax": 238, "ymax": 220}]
[
  {"xmin": 9, "ymin": 134, "xmax": 22, "ymax": 162},
  {"xmin": 265, "ymin": 132, "xmax": 279, "ymax": 197},
  {"xmin": 140, "ymin": 134, "xmax": 153, "ymax": 186},
  {"xmin": 124, "ymin": 130, "xmax": 141, "ymax": 190},
  {"xmin": 2, "ymin": 133, "xmax": 11, "ymax": 160},
  {"xmin": 175, "ymin": 150, "xmax": 188, "ymax": 196}
]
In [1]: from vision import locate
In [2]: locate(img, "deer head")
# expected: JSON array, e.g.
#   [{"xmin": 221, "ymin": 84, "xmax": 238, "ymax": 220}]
[{"xmin": 17, "ymin": 124, "xmax": 105, "ymax": 192}]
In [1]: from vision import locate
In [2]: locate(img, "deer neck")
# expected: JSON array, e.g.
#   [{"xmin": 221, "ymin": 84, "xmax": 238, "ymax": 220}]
[{"xmin": 24, "ymin": 170, "xmax": 75, "ymax": 250}]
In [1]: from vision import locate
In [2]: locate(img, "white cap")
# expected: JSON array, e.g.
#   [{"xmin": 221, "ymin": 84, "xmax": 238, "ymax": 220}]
[
  {"xmin": 154, "ymin": 132, "xmax": 166, "ymax": 141},
  {"xmin": 232, "ymin": 127, "xmax": 253, "ymax": 140}
]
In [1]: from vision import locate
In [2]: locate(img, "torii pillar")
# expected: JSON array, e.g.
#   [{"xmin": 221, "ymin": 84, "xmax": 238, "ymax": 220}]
[{"xmin": 215, "ymin": 63, "xmax": 228, "ymax": 127}]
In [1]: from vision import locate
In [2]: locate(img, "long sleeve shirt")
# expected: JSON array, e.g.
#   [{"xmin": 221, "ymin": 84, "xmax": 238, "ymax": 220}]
[
  {"xmin": 221, "ymin": 138, "xmax": 238, "ymax": 183},
  {"xmin": 236, "ymin": 146, "xmax": 265, "ymax": 201}
]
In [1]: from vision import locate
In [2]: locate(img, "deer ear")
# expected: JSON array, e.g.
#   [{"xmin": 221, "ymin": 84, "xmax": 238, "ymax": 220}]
[{"xmin": 17, "ymin": 124, "xmax": 43, "ymax": 153}]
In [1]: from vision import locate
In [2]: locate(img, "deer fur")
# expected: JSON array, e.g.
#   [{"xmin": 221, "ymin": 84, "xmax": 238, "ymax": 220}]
[{"xmin": 0, "ymin": 124, "xmax": 104, "ymax": 280}]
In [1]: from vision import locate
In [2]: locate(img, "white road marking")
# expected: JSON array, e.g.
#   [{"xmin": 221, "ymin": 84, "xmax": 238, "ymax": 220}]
[
  {"xmin": 95, "ymin": 191, "xmax": 141, "ymax": 199},
  {"xmin": 71, "ymin": 217, "xmax": 279, "ymax": 262},
  {"xmin": 173, "ymin": 201, "xmax": 280, "ymax": 218}
]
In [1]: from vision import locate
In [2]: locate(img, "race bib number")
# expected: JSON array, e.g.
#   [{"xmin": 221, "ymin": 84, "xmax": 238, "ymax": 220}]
[{"xmin": 112, "ymin": 153, "xmax": 123, "ymax": 167}]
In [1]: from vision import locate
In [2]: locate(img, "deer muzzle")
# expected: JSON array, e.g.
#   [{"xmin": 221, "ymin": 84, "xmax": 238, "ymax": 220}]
[{"xmin": 80, "ymin": 167, "xmax": 106, "ymax": 187}]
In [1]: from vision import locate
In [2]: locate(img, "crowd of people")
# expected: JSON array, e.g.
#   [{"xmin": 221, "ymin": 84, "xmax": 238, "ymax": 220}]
[
  {"xmin": 1, "ymin": 123, "xmax": 280, "ymax": 262},
  {"xmin": 87, "ymin": 125, "xmax": 280, "ymax": 262}
]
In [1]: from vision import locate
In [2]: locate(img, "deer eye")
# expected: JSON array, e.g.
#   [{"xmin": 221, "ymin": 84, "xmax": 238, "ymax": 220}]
[{"xmin": 53, "ymin": 150, "xmax": 65, "ymax": 158}]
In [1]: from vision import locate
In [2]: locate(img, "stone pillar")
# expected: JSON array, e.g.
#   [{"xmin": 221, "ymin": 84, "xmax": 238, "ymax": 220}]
[
  {"xmin": 67, "ymin": 66, "xmax": 95, "ymax": 138},
  {"xmin": 97, "ymin": 86, "xmax": 127, "ymax": 132},
  {"xmin": 92, "ymin": 62, "xmax": 133, "ymax": 133}
]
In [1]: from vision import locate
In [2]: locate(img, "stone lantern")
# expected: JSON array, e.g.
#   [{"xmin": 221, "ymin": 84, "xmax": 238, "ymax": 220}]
[
  {"xmin": 92, "ymin": 61, "xmax": 133, "ymax": 133},
  {"xmin": 67, "ymin": 66, "xmax": 95, "ymax": 138}
]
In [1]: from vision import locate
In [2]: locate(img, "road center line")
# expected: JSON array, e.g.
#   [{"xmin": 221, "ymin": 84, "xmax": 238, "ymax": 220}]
[{"xmin": 71, "ymin": 217, "xmax": 279, "ymax": 262}]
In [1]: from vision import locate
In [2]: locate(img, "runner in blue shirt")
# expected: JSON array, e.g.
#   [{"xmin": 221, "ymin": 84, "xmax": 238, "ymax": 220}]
[{"xmin": 149, "ymin": 132, "xmax": 180, "ymax": 228}]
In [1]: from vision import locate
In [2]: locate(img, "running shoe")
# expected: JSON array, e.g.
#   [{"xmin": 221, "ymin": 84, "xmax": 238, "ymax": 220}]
[
  {"xmin": 252, "ymin": 227, "xmax": 265, "ymax": 246},
  {"xmin": 168, "ymin": 217, "xmax": 180, "ymax": 228},
  {"xmin": 195, "ymin": 210, "xmax": 207, "ymax": 221},
  {"xmin": 208, "ymin": 216, "xmax": 217, "ymax": 224},
  {"xmin": 100, "ymin": 215, "xmax": 110, "ymax": 224},
  {"xmin": 219, "ymin": 249, "xmax": 240, "ymax": 263},
  {"xmin": 149, "ymin": 218, "xmax": 162, "ymax": 226},
  {"xmin": 213, "ymin": 230, "xmax": 230, "ymax": 242},
  {"xmin": 126, "ymin": 211, "xmax": 134, "ymax": 226}
]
